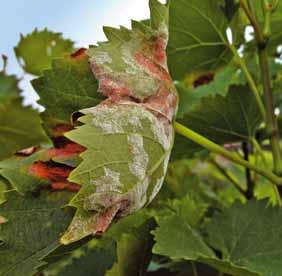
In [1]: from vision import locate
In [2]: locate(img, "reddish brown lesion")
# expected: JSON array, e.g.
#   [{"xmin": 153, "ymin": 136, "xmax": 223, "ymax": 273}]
[
  {"xmin": 29, "ymin": 161, "xmax": 81, "ymax": 192},
  {"xmin": 94, "ymin": 203, "xmax": 121, "ymax": 234},
  {"xmin": 47, "ymin": 141, "xmax": 85, "ymax": 159},
  {"xmin": 133, "ymin": 42, "xmax": 178, "ymax": 122},
  {"xmin": 193, "ymin": 72, "xmax": 214, "ymax": 88},
  {"xmin": 89, "ymin": 33, "xmax": 178, "ymax": 123},
  {"xmin": 71, "ymin": 48, "xmax": 87, "ymax": 59}
]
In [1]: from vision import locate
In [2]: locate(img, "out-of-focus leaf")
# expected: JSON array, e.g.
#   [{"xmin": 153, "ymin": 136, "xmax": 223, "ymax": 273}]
[
  {"xmin": 0, "ymin": 191, "xmax": 73, "ymax": 276},
  {"xmin": 177, "ymin": 67, "xmax": 237, "ymax": 117},
  {"xmin": 32, "ymin": 54, "xmax": 104, "ymax": 123},
  {"xmin": 172, "ymin": 85, "xmax": 262, "ymax": 159},
  {"xmin": 14, "ymin": 28, "xmax": 74, "ymax": 75},
  {"xmin": 0, "ymin": 72, "xmax": 49, "ymax": 160}
]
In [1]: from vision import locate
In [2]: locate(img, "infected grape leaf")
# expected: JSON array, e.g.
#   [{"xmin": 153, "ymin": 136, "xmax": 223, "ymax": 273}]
[{"xmin": 61, "ymin": 0, "xmax": 178, "ymax": 244}]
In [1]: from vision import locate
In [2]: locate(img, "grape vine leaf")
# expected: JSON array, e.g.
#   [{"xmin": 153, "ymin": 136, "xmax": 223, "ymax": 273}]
[
  {"xmin": 152, "ymin": 196, "xmax": 214, "ymax": 260},
  {"xmin": 60, "ymin": 0, "xmax": 178, "ymax": 244},
  {"xmin": 172, "ymin": 85, "xmax": 262, "ymax": 159},
  {"xmin": 61, "ymin": 104, "xmax": 173, "ymax": 244},
  {"xmin": 154, "ymin": 199, "xmax": 282, "ymax": 276},
  {"xmin": 45, "ymin": 241, "xmax": 117, "ymax": 276},
  {"xmin": 204, "ymin": 200, "xmax": 282, "ymax": 276},
  {"xmin": 168, "ymin": 0, "xmax": 232, "ymax": 80},
  {"xmin": 14, "ymin": 28, "xmax": 74, "ymax": 75},
  {"xmin": 0, "ymin": 72, "xmax": 49, "ymax": 160},
  {"xmin": 0, "ymin": 73, "xmax": 19, "ymax": 101},
  {"xmin": 32, "ymin": 53, "xmax": 104, "ymax": 123},
  {"xmin": 0, "ymin": 191, "xmax": 73, "ymax": 276},
  {"xmin": 176, "ymin": 67, "xmax": 237, "ymax": 117},
  {"xmin": 0, "ymin": 150, "xmax": 52, "ymax": 194},
  {"xmin": 105, "ymin": 218, "xmax": 155, "ymax": 276}
]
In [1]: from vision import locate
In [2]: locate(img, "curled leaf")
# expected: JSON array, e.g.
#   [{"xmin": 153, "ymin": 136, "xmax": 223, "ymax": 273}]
[{"xmin": 61, "ymin": 0, "xmax": 178, "ymax": 244}]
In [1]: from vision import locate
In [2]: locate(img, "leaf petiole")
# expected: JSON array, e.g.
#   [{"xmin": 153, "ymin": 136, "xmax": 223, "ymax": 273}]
[{"xmin": 174, "ymin": 121, "xmax": 282, "ymax": 186}]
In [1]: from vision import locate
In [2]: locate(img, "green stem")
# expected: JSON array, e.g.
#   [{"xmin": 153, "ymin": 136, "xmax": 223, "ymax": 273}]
[
  {"xmin": 191, "ymin": 262, "xmax": 199, "ymax": 276},
  {"xmin": 262, "ymin": 0, "xmax": 271, "ymax": 38},
  {"xmin": 228, "ymin": 44, "xmax": 266, "ymax": 120},
  {"xmin": 174, "ymin": 122, "xmax": 282, "ymax": 186},
  {"xmin": 259, "ymin": 49, "xmax": 282, "ymax": 174},
  {"xmin": 247, "ymin": 0, "xmax": 282, "ymax": 175},
  {"xmin": 209, "ymin": 157, "xmax": 246, "ymax": 197},
  {"xmin": 242, "ymin": 142, "xmax": 255, "ymax": 198}
]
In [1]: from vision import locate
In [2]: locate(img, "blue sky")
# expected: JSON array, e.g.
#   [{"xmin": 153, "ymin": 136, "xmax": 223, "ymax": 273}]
[{"xmin": 0, "ymin": 0, "xmax": 151, "ymax": 105}]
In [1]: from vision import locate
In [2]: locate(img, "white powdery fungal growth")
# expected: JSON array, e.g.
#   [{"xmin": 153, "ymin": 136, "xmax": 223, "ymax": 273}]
[
  {"xmin": 93, "ymin": 51, "xmax": 113, "ymax": 65},
  {"xmin": 93, "ymin": 167, "xmax": 123, "ymax": 194},
  {"xmin": 82, "ymin": 104, "xmax": 171, "ymax": 150},
  {"xmin": 127, "ymin": 133, "xmax": 149, "ymax": 180},
  {"xmin": 127, "ymin": 177, "xmax": 150, "ymax": 214}
]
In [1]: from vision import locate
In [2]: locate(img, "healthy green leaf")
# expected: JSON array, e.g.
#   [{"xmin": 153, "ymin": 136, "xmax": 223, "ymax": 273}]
[
  {"xmin": 152, "ymin": 196, "xmax": 214, "ymax": 260},
  {"xmin": 0, "ymin": 99, "xmax": 49, "ymax": 160},
  {"xmin": 176, "ymin": 67, "xmax": 237, "ymax": 117},
  {"xmin": 172, "ymin": 85, "xmax": 262, "ymax": 159},
  {"xmin": 168, "ymin": 0, "xmax": 232, "ymax": 80},
  {"xmin": 0, "ymin": 72, "xmax": 49, "ymax": 160},
  {"xmin": 106, "ymin": 219, "xmax": 155, "ymax": 276},
  {"xmin": 32, "ymin": 55, "xmax": 104, "ymax": 123},
  {"xmin": 205, "ymin": 200, "xmax": 282, "ymax": 276},
  {"xmin": 0, "ymin": 191, "xmax": 73, "ymax": 276},
  {"xmin": 45, "ymin": 242, "xmax": 116, "ymax": 276},
  {"xmin": 14, "ymin": 28, "xmax": 74, "ymax": 75},
  {"xmin": 0, "ymin": 73, "xmax": 19, "ymax": 101}
]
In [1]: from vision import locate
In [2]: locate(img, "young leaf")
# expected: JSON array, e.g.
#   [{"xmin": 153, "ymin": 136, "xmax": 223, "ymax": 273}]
[
  {"xmin": 152, "ymin": 196, "xmax": 215, "ymax": 260},
  {"xmin": 32, "ymin": 53, "xmax": 104, "ymax": 123},
  {"xmin": 61, "ymin": 0, "xmax": 178, "ymax": 244},
  {"xmin": 168, "ymin": 0, "xmax": 232, "ymax": 80},
  {"xmin": 14, "ymin": 28, "xmax": 74, "ymax": 75},
  {"xmin": 0, "ymin": 72, "xmax": 49, "ymax": 160},
  {"xmin": 0, "ymin": 191, "xmax": 73, "ymax": 276}
]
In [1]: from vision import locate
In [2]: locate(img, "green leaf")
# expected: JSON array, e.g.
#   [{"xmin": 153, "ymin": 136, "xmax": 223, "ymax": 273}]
[
  {"xmin": 61, "ymin": 104, "xmax": 173, "ymax": 244},
  {"xmin": 0, "ymin": 72, "xmax": 19, "ymax": 101},
  {"xmin": 172, "ymin": 85, "xmax": 262, "ymax": 159},
  {"xmin": 88, "ymin": 0, "xmax": 172, "ymax": 102},
  {"xmin": 106, "ymin": 219, "xmax": 155, "ymax": 276},
  {"xmin": 0, "ymin": 99, "xmax": 49, "ymax": 160},
  {"xmin": 32, "ymin": 55, "xmax": 104, "ymax": 123},
  {"xmin": 176, "ymin": 67, "xmax": 237, "ymax": 117},
  {"xmin": 14, "ymin": 28, "xmax": 74, "ymax": 75},
  {"xmin": 0, "ymin": 72, "xmax": 49, "ymax": 160},
  {"xmin": 0, "ymin": 151, "xmax": 51, "ymax": 193},
  {"xmin": 205, "ymin": 200, "xmax": 282, "ymax": 276},
  {"xmin": 152, "ymin": 196, "xmax": 215, "ymax": 260},
  {"xmin": 0, "ymin": 191, "xmax": 73, "ymax": 276},
  {"xmin": 45, "ymin": 241, "xmax": 116, "ymax": 276},
  {"xmin": 168, "ymin": 0, "xmax": 232, "ymax": 80},
  {"xmin": 60, "ymin": 0, "xmax": 177, "ymax": 244},
  {"xmin": 0, "ymin": 177, "xmax": 8, "ymax": 204}
]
